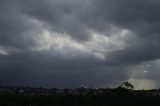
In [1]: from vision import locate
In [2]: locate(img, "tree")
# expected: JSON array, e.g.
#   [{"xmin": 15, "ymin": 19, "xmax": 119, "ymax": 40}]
[{"xmin": 120, "ymin": 82, "xmax": 134, "ymax": 90}]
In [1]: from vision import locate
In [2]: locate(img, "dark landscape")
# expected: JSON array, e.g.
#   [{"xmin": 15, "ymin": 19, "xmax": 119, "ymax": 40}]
[
  {"xmin": 0, "ymin": 82, "xmax": 160, "ymax": 106},
  {"xmin": 1, "ymin": 0, "xmax": 160, "ymax": 105}
]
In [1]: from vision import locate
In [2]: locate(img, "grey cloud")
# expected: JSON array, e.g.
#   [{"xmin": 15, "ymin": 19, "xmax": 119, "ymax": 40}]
[
  {"xmin": 1, "ymin": 0, "xmax": 160, "ymax": 88},
  {"xmin": 0, "ymin": 0, "xmax": 43, "ymax": 50},
  {"xmin": 91, "ymin": 0, "xmax": 160, "ymax": 63},
  {"xmin": 0, "ymin": 51, "xmax": 128, "ymax": 88}
]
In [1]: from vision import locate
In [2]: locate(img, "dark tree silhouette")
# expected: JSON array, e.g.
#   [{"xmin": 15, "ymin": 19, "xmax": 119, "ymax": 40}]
[{"xmin": 121, "ymin": 82, "xmax": 134, "ymax": 90}]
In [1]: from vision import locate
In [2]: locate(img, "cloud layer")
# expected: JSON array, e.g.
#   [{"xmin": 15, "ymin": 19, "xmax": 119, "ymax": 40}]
[{"xmin": 1, "ymin": 0, "xmax": 160, "ymax": 89}]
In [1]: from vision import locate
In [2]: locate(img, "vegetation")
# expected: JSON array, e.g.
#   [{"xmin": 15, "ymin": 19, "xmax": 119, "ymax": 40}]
[
  {"xmin": 0, "ymin": 82, "xmax": 160, "ymax": 106},
  {"xmin": 120, "ymin": 81, "xmax": 134, "ymax": 90}
]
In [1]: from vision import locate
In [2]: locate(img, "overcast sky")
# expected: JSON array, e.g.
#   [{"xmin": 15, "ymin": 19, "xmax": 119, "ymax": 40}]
[{"xmin": 1, "ymin": 0, "xmax": 160, "ymax": 89}]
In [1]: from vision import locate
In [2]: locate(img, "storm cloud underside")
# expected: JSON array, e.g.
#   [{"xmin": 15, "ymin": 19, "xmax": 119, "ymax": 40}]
[{"xmin": 0, "ymin": 0, "xmax": 160, "ymax": 89}]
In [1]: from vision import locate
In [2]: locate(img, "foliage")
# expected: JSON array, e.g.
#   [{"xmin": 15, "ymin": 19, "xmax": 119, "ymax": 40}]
[
  {"xmin": 120, "ymin": 81, "xmax": 134, "ymax": 90},
  {"xmin": 0, "ymin": 84, "xmax": 160, "ymax": 106}
]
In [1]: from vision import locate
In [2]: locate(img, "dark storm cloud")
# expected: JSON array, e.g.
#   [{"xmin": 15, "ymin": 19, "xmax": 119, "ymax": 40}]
[
  {"xmin": 90, "ymin": 0, "xmax": 160, "ymax": 61},
  {"xmin": 0, "ymin": 51, "xmax": 128, "ymax": 87},
  {"xmin": 0, "ymin": 0, "xmax": 44, "ymax": 50},
  {"xmin": 1, "ymin": 0, "xmax": 160, "ymax": 88}
]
